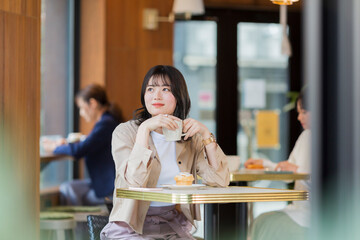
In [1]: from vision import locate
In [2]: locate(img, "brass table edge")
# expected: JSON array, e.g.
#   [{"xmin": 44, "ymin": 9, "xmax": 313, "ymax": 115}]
[
  {"xmin": 230, "ymin": 173, "xmax": 310, "ymax": 182},
  {"xmin": 116, "ymin": 187, "xmax": 308, "ymax": 204}
]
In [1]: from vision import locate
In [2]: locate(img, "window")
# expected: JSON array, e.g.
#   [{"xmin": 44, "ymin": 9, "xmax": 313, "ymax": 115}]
[
  {"xmin": 174, "ymin": 21, "xmax": 217, "ymax": 134},
  {"xmin": 237, "ymin": 22, "xmax": 290, "ymax": 166},
  {"xmin": 174, "ymin": 21, "xmax": 217, "ymax": 239},
  {"xmin": 237, "ymin": 22, "xmax": 291, "ymax": 217},
  {"xmin": 40, "ymin": 0, "xmax": 74, "ymax": 189}
]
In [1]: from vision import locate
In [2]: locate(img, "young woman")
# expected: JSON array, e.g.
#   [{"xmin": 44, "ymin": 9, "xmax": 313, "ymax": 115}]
[
  {"xmin": 245, "ymin": 91, "xmax": 311, "ymax": 240},
  {"xmin": 43, "ymin": 84, "xmax": 123, "ymax": 206},
  {"xmin": 101, "ymin": 65, "xmax": 230, "ymax": 239}
]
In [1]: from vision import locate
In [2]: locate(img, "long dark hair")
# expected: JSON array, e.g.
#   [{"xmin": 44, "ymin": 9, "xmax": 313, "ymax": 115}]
[
  {"xmin": 76, "ymin": 84, "xmax": 124, "ymax": 123},
  {"xmin": 296, "ymin": 88, "xmax": 308, "ymax": 111},
  {"xmin": 134, "ymin": 65, "xmax": 191, "ymax": 125}
]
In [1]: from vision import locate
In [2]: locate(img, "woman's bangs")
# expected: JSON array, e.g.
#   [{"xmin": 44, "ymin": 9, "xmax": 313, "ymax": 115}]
[{"xmin": 150, "ymin": 74, "xmax": 171, "ymax": 86}]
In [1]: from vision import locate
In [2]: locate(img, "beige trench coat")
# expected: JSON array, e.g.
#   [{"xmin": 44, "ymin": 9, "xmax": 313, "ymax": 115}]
[{"xmin": 109, "ymin": 120, "xmax": 230, "ymax": 234}]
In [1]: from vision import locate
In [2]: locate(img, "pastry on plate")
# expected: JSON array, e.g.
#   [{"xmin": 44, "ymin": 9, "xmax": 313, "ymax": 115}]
[{"xmin": 174, "ymin": 172, "xmax": 194, "ymax": 186}]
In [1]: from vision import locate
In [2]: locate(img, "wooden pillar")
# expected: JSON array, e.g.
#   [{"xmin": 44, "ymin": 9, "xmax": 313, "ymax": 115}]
[{"xmin": 0, "ymin": 0, "xmax": 41, "ymax": 239}]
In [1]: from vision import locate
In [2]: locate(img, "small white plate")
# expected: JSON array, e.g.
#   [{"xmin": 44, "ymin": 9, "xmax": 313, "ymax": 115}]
[{"xmin": 162, "ymin": 184, "xmax": 206, "ymax": 190}]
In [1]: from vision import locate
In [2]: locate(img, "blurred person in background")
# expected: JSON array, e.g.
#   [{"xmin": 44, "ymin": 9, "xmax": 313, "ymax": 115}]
[
  {"xmin": 245, "ymin": 89, "xmax": 311, "ymax": 240},
  {"xmin": 43, "ymin": 84, "xmax": 123, "ymax": 206}
]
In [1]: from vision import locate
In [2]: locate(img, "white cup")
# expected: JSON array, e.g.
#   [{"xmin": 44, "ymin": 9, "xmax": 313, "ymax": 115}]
[
  {"xmin": 67, "ymin": 132, "xmax": 83, "ymax": 143},
  {"xmin": 163, "ymin": 120, "xmax": 186, "ymax": 141}
]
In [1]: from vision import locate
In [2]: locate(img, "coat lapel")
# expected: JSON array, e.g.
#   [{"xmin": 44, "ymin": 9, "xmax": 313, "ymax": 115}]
[
  {"xmin": 175, "ymin": 141, "xmax": 188, "ymax": 172},
  {"xmin": 175, "ymin": 141, "xmax": 186, "ymax": 160}
]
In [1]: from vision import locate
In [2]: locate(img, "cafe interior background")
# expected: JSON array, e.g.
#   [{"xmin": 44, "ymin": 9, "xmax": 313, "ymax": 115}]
[{"xmin": 1, "ymin": 0, "xmax": 359, "ymax": 239}]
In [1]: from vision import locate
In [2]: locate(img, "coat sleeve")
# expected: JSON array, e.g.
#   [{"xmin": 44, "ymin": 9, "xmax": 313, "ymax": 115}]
[
  {"xmin": 54, "ymin": 120, "xmax": 113, "ymax": 159},
  {"xmin": 192, "ymin": 135, "xmax": 230, "ymax": 187},
  {"xmin": 112, "ymin": 123, "xmax": 154, "ymax": 187}
]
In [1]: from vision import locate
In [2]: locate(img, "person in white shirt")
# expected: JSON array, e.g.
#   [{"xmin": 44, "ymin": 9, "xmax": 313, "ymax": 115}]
[{"xmin": 245, "ymin": 90, "xmax": 311, "ymax": 240}]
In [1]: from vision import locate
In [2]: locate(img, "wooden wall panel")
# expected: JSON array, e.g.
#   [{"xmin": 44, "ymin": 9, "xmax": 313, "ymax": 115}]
[
  {"xmin": 137, "ymin": 49, "xmax": 174, "ymax": 83},
  {"xmin": 0, "ymin": 14, "xmax": 4, "ymax": 179},
  {"xmin": 0, "ymin": 1, "xmax": 40, "ymax": 239},
  {"xmin": 105, "ymin": 0, "xmax": 174, "ymax": 121},
  {"xmin": 0, "ymin": 0, "xmax": 22, "ymax": 14},
  {"xmin": 105, "ymin": 0, "xmax": 141, "ymax": 120},
  {"xmin": 0, "ymin": 0, "xmax": 39, "ymax": 16},
  {"xmin": 205, "ymin": 0, "xmax": 254, "ymax": 7},
  {"xmin": 80, "ymin": 0, "xmax": 106, "ymax": 88},
  {"xmin": 138, "ymin": 0, "xmax": 174, "ymax": 49},
  {"xmin": 107, "ymin": 48, "xmax": 139, "ymax": 120},
  {"xmin": 24, "ymin": 0, "xmax": 40, "ymax": 18},
  {"xmin": 106, "ymin": 0, "xmax": 139, "ymax": 49},
  {"xmin": 79, "ymin": 0, "xmax": 106, "ymax": 134}
]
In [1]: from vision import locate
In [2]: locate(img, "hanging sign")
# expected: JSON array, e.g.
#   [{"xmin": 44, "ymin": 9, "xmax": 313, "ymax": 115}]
[{"xmin": 256, "ymin": 110, "xmax": 280, "ymax": 148}]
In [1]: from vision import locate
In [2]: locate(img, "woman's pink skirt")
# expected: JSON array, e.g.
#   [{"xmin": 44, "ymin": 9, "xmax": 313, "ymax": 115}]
[{"xmin": 100, "ymin": 205, "xmax": 195, "ymax": 240}]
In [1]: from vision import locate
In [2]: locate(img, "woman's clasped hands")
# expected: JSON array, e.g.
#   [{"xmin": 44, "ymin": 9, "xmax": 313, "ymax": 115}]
[
  {"xmin": 140, "ymin": 114, "xmax": 180, "ymax": 133},
  {"xmin": 140, "ymin": 114, "xmax": 211, "ymax": 141}
]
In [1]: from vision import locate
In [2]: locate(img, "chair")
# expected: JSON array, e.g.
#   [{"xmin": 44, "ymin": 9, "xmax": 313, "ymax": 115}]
[
  {"xmin": 47, "ymin": 205, "xmax": 108, "ymax": 222},
  {"xmin": 40, "ymin": 212, "xmax": 76, "ymax": 240},
  {"xmin": 87, "ymin": 215, "xmax": 109, "ymax": 240},
  {"xmin": 104, "ymin": 196, "xmax": 113, "ymax": 212},
  {"xmin": 47, "ymin": 206, "xmax": 108, "ymax": 240}
]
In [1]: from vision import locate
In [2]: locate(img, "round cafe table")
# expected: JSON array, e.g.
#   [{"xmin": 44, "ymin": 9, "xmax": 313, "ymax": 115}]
[
  {"xmin": 40, "ymin": 153, "xmax": 82, "ymax": 179},
  {"xmin": 117, "ymin": 182, "xmax": 308, "ymax": 240},
  {"xmin": 204, "ymin": 170, "xmax": 310, "ymax": 240}
]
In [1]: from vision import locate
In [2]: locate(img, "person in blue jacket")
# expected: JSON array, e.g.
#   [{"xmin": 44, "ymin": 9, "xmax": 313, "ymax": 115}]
[{"xmin": 43, "ymin": 84, "xmax": 123, "ymax": 206}]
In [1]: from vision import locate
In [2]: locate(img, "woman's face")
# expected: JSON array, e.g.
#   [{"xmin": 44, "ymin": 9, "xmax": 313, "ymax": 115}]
[
  {"xmin": 144, "ymin": 76, "xmax": 177, "ymax": 117},
  {"xmin": 77, "ymin": 98, "xmax": 96, "ymax": 122},
  {"xmin": 297, "ymin": 100, "xmax": 310, "ymax": 130}
]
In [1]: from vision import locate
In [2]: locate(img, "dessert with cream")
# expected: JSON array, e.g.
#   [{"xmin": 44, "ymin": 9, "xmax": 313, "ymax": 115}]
[{"xmin": 174, "ymin": 172, "xmax": 194, "ymax": 186}]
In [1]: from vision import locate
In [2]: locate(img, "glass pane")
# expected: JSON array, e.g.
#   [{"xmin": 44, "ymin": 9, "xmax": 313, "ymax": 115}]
[
  {"xmin": 40, "ymin": 0, "xmax": 73, "ymax": 189},
  {"xmin": 174, "ymin": 21, "xmax": 217, "ymax": 239},
  {"xmin": 237, "ymin": 22, "xmax": 290, "ymax": 217},
  {"xmin": 174, "ymin": 21, "xmax": 217, "ymax": 135},
  {"xmin": 237, "ymin": 22, "xmax": 289, "ymax": 165}
]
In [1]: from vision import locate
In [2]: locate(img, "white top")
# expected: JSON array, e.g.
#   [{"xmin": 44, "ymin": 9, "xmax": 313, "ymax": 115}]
[
  {"xmin": 262, "ymin": 129, "xmax": 311, "ymax": 227},
  {"xmin": 150, "ymin": 131, "xmax": 180, "ymax": 207}
]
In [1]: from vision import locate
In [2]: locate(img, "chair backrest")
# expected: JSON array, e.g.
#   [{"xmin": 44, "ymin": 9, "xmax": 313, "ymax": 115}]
[{"xmin": 87, "ymin": 215, "xmax": 109, "ymax": 240}]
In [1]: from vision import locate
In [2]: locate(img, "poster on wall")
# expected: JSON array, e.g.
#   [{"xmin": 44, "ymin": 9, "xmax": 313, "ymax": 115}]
[
  {"xmin": 256, "ymin": 110, "xmax": 280, "ymax": 148},
  {"xmin": 242, "ymin": 79, "xmax": 266, "ymax": 109}
]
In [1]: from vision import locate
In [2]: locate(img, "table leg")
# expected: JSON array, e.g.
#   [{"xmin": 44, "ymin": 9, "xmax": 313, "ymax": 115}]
[
  {"xmin": 204, "ymin": 204, "xmax": 219, "ymax": 240},
  {"xmin": 236, "ymin": 181, "xmax": 248, "ymax": 240},
  {"xmin": 204, "ymin": 181, "xmax": 248, "ymax": 240}
]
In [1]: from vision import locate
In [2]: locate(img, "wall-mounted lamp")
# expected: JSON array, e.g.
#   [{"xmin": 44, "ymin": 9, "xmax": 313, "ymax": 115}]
[
  {"xmin": 271, "ymin": 0, "xmax": 300, "ymax": 56},
  {"xmin": 271, "ymin": 0, "xmax": 299, "ymax": 5},
  {"xmin": 143, "ymin": 0, "xmax": 205, "ymax": 30}
]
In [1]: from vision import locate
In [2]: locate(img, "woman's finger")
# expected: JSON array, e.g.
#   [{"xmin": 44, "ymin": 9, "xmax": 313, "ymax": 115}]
[
  {"xmin": 166, "ymin": 114, "xmax": 182, "ymax": 122},
  {"xmin": 184, "ymin": 128, "xmax": 197, "ymax": 140},
  {"xmin": 158, "ymin": 116, "xmax": 178, "ymax": 130},
  {"xmin": 183, "ymin": 124, "xmax": 200, "ymax": 140},
  {"xmin": 183, "ymin": 118, "xmax": 195, "ymax": 132},
  {"xmin": 160, "ymin": 114, "xmax": 182, "ymax": 129}
]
